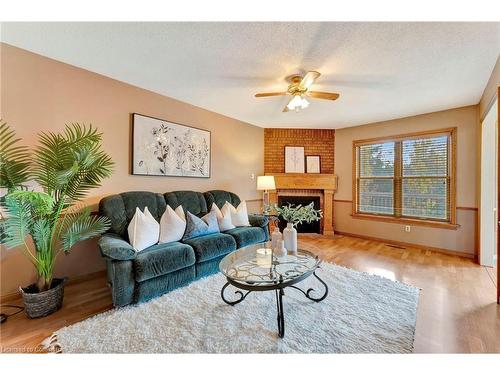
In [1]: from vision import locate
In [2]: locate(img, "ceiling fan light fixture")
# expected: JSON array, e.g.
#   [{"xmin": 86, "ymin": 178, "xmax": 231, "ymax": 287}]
[
  {"xmin": 287, "ymin": 95, "xmax": 309, "ymax": 111},
  {"xmin": 255, "ymin": 71, "xmax": 339, "ymax": 113}
]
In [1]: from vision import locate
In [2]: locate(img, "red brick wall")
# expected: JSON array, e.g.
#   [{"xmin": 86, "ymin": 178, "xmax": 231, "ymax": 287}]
[{"xmin": 264, "ymin": 128, "xmax": 335, "ymax": 173}]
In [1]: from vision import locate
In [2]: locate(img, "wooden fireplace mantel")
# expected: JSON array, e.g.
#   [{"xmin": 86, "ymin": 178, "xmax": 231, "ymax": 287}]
[
  {"xmin": 266, "ymin": 173, "xmax": 338, "ymax": 191},
  {"xmin": 265, "ymin": 173, "xmax": 338, "ymax": 235}
]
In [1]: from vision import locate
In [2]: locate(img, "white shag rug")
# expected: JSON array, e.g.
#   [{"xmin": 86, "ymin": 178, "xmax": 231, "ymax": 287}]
[{"xmin": 45, "ymin": 262, "xmax": 419, "ymax": 353}]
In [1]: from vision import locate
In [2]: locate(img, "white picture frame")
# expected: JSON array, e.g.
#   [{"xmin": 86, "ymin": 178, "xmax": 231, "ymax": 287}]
[
  {"xmin": 132, "ymin": 113, "xmax": 211, "ymax": 178},
  {"xmin": 284, "ymin": 146, "xmax": 305, "ymax": 173},
  {"xmin": 306, "ymin": 155, "xmax": 321, "ymax": 173}
]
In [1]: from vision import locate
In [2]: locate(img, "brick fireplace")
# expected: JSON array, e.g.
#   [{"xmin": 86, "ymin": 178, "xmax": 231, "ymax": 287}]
[
  {"xmin": 264, "ymin": 128, "xmax": 335, "ymax": 174},
  {"xmin": 267, "ymin": 173, "xmax": 337, "ymax": 235},
  {"xmin": 264, "ymin": 128, "xmax": 337, "ymax": 235}
]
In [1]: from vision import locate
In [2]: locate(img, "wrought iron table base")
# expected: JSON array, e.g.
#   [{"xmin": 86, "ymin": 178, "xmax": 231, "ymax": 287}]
[
  {"xmin": 220, "ymin": 271, "xmax": 328, "ymax": 338},
  {"xmin": 287, "ymin": 271, "xmax": 329, "ymax": 302},
  {"xmin": 220, "ymin": 283, "xmax": 252, "ymax": 306}
]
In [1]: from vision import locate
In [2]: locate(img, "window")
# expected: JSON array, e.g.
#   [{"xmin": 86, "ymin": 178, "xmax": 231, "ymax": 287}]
[{"xmin": 353, "ymin": 128, "xmax": 456, "ymax": 227}]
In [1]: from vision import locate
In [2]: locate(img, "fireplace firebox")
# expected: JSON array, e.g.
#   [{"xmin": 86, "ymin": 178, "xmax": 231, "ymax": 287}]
[{"xmin": 277, "ymin": 196, "xmax": 321, "ymax": 234}]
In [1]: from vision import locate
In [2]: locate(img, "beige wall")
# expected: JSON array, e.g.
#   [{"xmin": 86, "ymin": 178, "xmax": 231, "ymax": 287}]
[
  {"xmin": 0, "ymin": 44, "xmax": 264, "ymax": 295},
  {"xmin": 479, "ymin": 55, "xmax": 500, "ymax": 121},
  {"xmin": 334, "ymin": 105, "xmax": 478, "ymax": 256}
]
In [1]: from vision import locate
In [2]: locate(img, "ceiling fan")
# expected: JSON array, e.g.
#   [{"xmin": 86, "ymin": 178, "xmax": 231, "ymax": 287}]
[{"xmin": 254, "ymin": 71, "xmax": 340, "ymax": 112}]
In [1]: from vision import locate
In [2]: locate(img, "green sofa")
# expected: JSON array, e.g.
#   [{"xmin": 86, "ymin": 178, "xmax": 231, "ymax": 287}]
[{"xmin": 98, "ymin": 190, "xmax": 269, "ymax": 307}]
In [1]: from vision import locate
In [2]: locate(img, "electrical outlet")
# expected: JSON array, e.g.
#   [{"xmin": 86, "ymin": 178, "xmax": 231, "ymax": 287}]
[{"xmin": 404, "ymin": 225, "xmax": 411, "ymax": 233}]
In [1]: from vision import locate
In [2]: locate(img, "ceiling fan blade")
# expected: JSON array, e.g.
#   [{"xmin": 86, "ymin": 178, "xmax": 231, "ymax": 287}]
[
  {"xmin": 282, "ymin": 97, "xmax": 293, "ymax": 112},
  {"xmin": 307, "ymin": 91, "xmax": 340, "ymax": 100},
  {"xmin": 299, "ymin": 71, "xmax": 321, "ymax": 90},
  {"xmin": 255, "ymin": 92, "xmax": 287, "ymax": 97}
]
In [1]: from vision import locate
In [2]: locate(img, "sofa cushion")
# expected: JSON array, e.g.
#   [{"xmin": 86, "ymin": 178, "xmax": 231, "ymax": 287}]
[
  {"xmin": 134, "ymin": 266, "xmax": 195, "ymax": 304},
  {"xmin": 133, "ymin": 242, "xmax": 195, "ymax": 282},
  {"xmin": 182, "ymin": 233, "xmax": 236, "ymax": 262},
  {"xmin": 223, "ymin": 226, "xmax": 266, "ymax": 248},
  {"xmin": 164, "ymin": 191, "xmax": 208, "ymax": 217},
  {"xmin": 204, "ymin": 190, "xmax": 241, "ymax": 210},
  {"xmin": 195, "ymin": 254, "xmax": 227, "ymax": 279}
]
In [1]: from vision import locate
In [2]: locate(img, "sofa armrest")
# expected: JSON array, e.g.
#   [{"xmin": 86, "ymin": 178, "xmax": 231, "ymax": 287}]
[
  {"xmin": 248, "ymin": 214, "xmax": 269, "ymax": 228},
  {"xmin": 98, "ymin": 234, "xmax": 137, "ymax": 261}
]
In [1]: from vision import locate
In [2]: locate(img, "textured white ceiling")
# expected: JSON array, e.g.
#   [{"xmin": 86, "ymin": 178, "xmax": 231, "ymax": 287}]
[{"xmin": 2, "ymin": 22, "xmax": 499, "ymax": 128}]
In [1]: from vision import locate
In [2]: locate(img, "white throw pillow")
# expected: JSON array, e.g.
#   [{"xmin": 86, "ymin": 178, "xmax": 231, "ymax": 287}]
[
  {"xmin": 159, "ymin": 205, "xmax": 186, "ymax": 244},
  {"xmin": 211, "ymin": 203, "xmax": 235, "ymax": 232},
  {"xmin": 175, "ymin": 205, "xmax": 185, "ymax": 221},
  {"xmin": 228, "ymin": 201, "xmax": 250, "ymax": 227},
  {"xmin": 128, "ymin": 207, "xmax": 160, "ymax": 251}
]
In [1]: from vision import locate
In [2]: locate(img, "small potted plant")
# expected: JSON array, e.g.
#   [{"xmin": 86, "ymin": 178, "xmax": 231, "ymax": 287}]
[
  {"xmin": 267, "ymin": 203, "xmax": 322, "ymax": 253},
  {"xmin": 0, "ymin": 122, "xmax": 113, "ymax": 318}
]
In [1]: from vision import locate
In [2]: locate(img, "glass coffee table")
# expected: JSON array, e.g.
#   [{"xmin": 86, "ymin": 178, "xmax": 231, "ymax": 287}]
[{"xmin": 219, "ymin": 242, "xmax": 328, "ymax": 338}]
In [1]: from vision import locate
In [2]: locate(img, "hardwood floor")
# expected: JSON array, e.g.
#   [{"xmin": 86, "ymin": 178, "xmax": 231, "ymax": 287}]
[
  {"xmin": 486, "ymin": 267, "xmax": 497, "ymax": 287},
  {"xmin": 1, "ymin": 234, "xmax": 499, "ymax": 353},
  {"xmin": 0, "ymin": 274, "xmax": 112, "ymax": 353}
]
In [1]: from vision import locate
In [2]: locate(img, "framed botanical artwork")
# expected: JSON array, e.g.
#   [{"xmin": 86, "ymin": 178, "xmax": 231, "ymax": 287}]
[
  {"xmin": 306, "ymin": 155, "xmax": 321, "ymax": 173},
  {"xmin": 284, "ymin": 146, "xmax": 305, "ymax": 173},
  {"xmin": 131, "ymin": 113, "xmax": 211, "ymax": 178}
]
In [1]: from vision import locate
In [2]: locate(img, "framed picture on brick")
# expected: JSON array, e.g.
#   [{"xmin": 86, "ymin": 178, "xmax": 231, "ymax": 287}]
[
  {"xmin": 284, "ymin": 146, "xmax": 305, "ymax": 173},
  {"xmin": 306, "ymin": 155, "xmax": 321, "ymax": 173}
]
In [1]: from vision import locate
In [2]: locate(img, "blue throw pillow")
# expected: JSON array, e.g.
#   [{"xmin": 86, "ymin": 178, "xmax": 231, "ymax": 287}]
[
  {"xmin": 182, "ymin": 211, "xmax": 220, "ymax": 240},
  {"xmin": 203, "ymin": 211, "xmax": 220, "ymax": 234}
]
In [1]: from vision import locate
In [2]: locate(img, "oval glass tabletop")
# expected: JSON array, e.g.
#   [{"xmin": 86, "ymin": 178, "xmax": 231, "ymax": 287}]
[{"xmin": 219, "ymin": 242, "xmax": 321, "ymax": 285}]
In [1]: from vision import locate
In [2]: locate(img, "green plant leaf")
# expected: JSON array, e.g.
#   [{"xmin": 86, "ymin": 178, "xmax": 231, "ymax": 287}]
[
  {"xmin": 2, "ymin": 195, "xmax": 33, "ymax": 248},
  {"xmin": 0, "ymin": 121, "xmax": 31, "ymax": 191},
  {"xmin": 6, "ymin": 191, "xmax": 54, "ymax": 217},
  {"xmin": 269, "ymin": 202, "xmax": 322, "ymax": 226},
  {"xmin": 32, "ymin": 123, "xmax": 114, "ymax": 205},
  {"xmin": 59, "ymin": 208, "xmax": 110, "ymax": 252},
  {"xmin": 31, "ymin": 218, "xmax": 52, "ymax": 255}
]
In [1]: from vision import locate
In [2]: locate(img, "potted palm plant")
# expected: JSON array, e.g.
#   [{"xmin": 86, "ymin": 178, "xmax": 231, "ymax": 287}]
[{"xmin": 0, "ymin": 121, "xmax": 113, "ymax": 318}]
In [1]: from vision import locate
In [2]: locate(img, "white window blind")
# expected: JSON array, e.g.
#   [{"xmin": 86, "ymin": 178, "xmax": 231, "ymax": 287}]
[
  {"xmin": 355, "ymin": 131, "xmax": 452, "ymax": 223},
  {"xmin": 401, "ymin": 136, "xmax": 449, "ymax": 220},
  {"xmin": 357, "ymin": 142, "xmax": 395, "ymax": 215}
]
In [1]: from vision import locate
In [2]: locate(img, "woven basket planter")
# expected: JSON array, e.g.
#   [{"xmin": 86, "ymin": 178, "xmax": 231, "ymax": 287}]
[{"xmin": 20, "ymin": 278, "xmax": 65, "ymax": 319}]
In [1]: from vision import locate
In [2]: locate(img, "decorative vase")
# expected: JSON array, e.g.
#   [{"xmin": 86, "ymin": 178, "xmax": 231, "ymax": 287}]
[
  {"xmin": 274, "ymin": 239, "xmax": 287, "ymax": 257},
  {"xmin": 20, "ymin": 278, "xmax": 65, "ymax": 319},
  {"xmin": 271, "ymin": 226, "xmax": 282, "ymax": 249},
  {"xmin": 283, "ymin": 222, "xmax": 297, "ymax": 254}
]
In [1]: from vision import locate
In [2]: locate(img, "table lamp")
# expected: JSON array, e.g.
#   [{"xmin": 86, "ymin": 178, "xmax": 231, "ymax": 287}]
[{"xmin": 257, "ymin": 175, "xmax": 276, "ymax": 209}]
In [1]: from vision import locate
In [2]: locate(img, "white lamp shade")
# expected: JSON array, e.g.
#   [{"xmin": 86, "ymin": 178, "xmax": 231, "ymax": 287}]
[{"xmin": 257, "ymin": 175, "xmax": 276, "ymax": 190}]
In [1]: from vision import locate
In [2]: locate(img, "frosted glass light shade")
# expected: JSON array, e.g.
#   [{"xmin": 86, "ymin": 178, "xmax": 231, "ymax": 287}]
[
  {"xmin": 286, "ymin": 95, "xmax": 309, "ymax": 111},
  {"xmin": 257, "ymin": 175, "xmax": 276, "ymax": 191}
]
